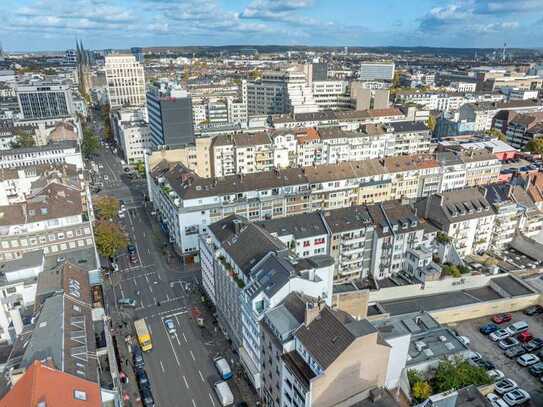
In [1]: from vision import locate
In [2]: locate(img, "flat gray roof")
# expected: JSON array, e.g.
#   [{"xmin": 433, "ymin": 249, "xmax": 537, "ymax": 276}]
[{"xmin": 492, "ymin": 275, "xmax": 534, "ymax": 297}]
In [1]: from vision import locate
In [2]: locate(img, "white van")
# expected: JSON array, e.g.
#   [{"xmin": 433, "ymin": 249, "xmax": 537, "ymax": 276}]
[
  {"xmin": 506, "ymin": 321, "xmax": 528, "ymax": 335},
  {"xmin": 213, "ymin": 356, "xmax": 233, "ymax": 380},
  {"xmin": 214, "ymin": 381, "xmax": 234, "ymax": 406}
]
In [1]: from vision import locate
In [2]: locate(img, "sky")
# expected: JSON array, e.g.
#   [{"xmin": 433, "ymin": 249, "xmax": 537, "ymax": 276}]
[{"xmin": 1, "ymin": 0, "xmax": 543, "ymax": 51}]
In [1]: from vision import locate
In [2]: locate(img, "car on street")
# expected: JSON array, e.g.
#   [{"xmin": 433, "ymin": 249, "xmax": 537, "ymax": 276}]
[
  {"xmin": 492, "ymin": 313, "xmax": 513, "ymax": 324},
  {"xmin": 499, "ymin": 337, "xmax": 520, "ymax": 350},
  {"xmin": 517, "ymin": 353, "xmax": 540, "ymax": 366},
  {"xmin": 480, "ymin": 323, "xmax": 499, "ymax": 335},
  {"xmin": 528, "ymin": 361, "xmax": 543, "ymax": 377},
  {"xmin": 111, "ymin": 262, "xmax": 119, "ymax": 272},
  {"xmin": 136, "ymin": 369, "xmax": 151, "ymax": 389},
  {"xmin": 127, "ymin": 244, "xmax": 136, "ymax": 253},
  {"xmin": 523, "ymin": 305, "xmax": 543, "ymax": 316},
  {"xmin": 494, "ymin": 378, "xmax": 518, "ymax": 395},
  {"xmin": 490, "ymin": 329, "xmax": 511, "ymax": 342},
  {"xmin": 523, "ymin": 337, "xmax": 543, "ymax": 352},
  {"xmin": 487, "ymin": 369, "xmax": 505, "ymax": 382},
  {"xmin": 486, "ymin": 393, "xmax": 508, "ymax": 407},
  {"xmin": 517, "ymin": 331, "xmax": 534, "ymax": 343},
  {"xmin": 504, "ymin": 345, "xmax": 526, "ymax": 359},
  {"xmin": 140, "ymin": 387, "xmax": 155, "ymax": 407},
  {"xmin": 502, "ymin": 388, "xmax": 530, "ymax": 406},
  {"xmin": 118, "ymin": 298, "xmax": 136, "ymax": 308},
  {"xmin": 164, "ymin": 319, "xmax": 176, "ymax": 334}
]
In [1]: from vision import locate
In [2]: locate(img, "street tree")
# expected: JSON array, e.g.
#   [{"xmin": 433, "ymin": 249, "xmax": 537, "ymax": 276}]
[
  {"xmin": 94, "ymin": 196, "xmax": 120, "ymax": 220},
  {"xmin": 82, "ymin": 128, "xmax": 100, "ymax": 158},
  {"xmin": 94, "ymin": 221, "xmax": 127, "ymax": 259},
  {"xmin": 10, "ymin": 132, "xmax": 36, "ymax": 149},
  {"xmin": 526, "ymin": 137, "xmax": 543, "ymax": 155}
]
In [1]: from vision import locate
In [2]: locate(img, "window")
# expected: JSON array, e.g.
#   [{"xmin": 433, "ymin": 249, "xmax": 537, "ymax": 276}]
[{"xmin": 74, "ymin": 390, "xmax": 87, "ymax": 401}]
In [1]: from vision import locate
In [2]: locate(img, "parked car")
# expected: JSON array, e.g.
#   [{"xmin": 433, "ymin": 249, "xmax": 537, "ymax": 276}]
[
  {"xmin": 502, "ymin": 388, "xmax": 530, "ymax": 406},
  {"xmin": 164, "ymin": 318, "xmax": 176, "ymax": 335},
  {"xmin": 486, "ymin": 393, "xmax": 508, "ymax": 407},
  {"xmin": 468, "ymin": 351, "xmax": 482, "ymax": 363},
  {"xmin": 133, "ymin": 347, "xmax": 145, "ymax": 369},
  {"xmin": 490, "ymin": 329, "xmax": 510, "ymax": 342},
  {"xmin": 528, "ymin": 361, "xmax": 543, "ymax": 377},
  {"xmin": 523, "ymin": 305, "xmax": 543, "ymax": 316},
  {"xmin": 127, "ymin": 244, "xmax": 136, "ymax": 254},
  {"xmin": 517, "ymin": 331, "xmax": 534, "ymax": 343},
  {"xmin": 523, "ymin": 337, "xmax": 543, "ymax": 352},
  {"xmin": 487, "ymin": 369, "xmax": 505, "ymax": 382},
  {"xmin": 492, "ymin": 313, "xmax": 513, "ymax": 324},
  {"xmin": 499, "ymin": 337, "xmax": 520, "ymax": 350},
  {"xmin": 505, "ymin": 321, "xmax": 529, "ymax": 336},
  {"xmin": 504, "ymin": 345, "xmax": 526, "ymax": 359},
  {"xmin": 476, "ymin": 359, "xmax": 495, "ymax": 370},
  {"xmin": 494, "ymin": 379, "xmax": 518, "ymax": 395},
  {"xmin": 136, "ymin": 369, "xmax": 151, "ymax": 390},
  {"xmin": 517, "ymin": 353, "xmax": 540, "ymax": 366},
  {"xmin": 140, "ymin": 387, "xmax": 155, "ymax": 407},
  {"xmin": 457, "ymin": 335, "xmax": 470, "ymax": 346},
  {"xmin": 480, "ymin": 323, "xmax": 499, "ymax": 335}
]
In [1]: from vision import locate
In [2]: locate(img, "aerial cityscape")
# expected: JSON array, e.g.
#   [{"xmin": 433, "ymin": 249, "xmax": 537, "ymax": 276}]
[{"xmin": 2, "ymin": 1, "xmax": 543, "ymax": 407}]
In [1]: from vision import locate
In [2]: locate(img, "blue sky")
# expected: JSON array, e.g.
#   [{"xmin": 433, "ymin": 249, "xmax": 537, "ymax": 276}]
[{"xmin": 1, "ymin": 0, "xmax": 542, "ymax": 51}]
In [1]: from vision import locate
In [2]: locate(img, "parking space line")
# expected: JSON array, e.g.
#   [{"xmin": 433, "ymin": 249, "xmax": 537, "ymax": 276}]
[
  {"xmin": 192, "ymin": 399, "xmax": 197, "ymax": 407},
  {"xmin": 183, "ymin": 333, "xmax": 188, "ymax": 343},
  {"xmin": 199, "ymin": 370, "xmax": 205, "ymax": 382},
  {"xmin": 209, "ymin": 393, "xmax": 216, "ymax": 407},
  {"xmin": 183, "ymin": 375, "xmax": 189, "ymax": 389},
  {"xmin": 190, "ymin": 350, "xmax": 195, "ymax": 361},
  {"xmin": 160, "ymin": 360, "xmax": 165, "ymax": 373}
]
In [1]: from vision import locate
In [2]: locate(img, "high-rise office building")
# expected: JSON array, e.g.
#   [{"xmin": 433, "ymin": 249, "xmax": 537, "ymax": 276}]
[
  {"xmin": 146, "ymin": 82, "xmax": 194, "ymax": 149},
  {"xmin": 16, "ymin": 80, "xmax": 74, "ymax": 120},
  {"xmin": 104, "ymin": 54, "xmax": 146, "ymax": 108},
  {"xmin": 359, "ymin": 62, "xmax": 395, "ymax": 81},
  {"xmin": 130, "ymin": 47, "xmax": 144, "ymax": 64}
]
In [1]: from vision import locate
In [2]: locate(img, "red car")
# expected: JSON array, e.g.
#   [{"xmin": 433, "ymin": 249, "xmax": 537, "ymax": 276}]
[
  {"xmin": 492, "ymin": 313, "xmax": 513, "ymax": 324},
  {"xmin": 518, "ymin": 331, "xmax": 534, "ymax": 343}
]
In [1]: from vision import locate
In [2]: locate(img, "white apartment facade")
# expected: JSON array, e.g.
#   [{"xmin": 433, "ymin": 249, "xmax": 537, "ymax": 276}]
[{"xmin": 117, "ymin": 120, "xmax": 152, "ymax": 163}]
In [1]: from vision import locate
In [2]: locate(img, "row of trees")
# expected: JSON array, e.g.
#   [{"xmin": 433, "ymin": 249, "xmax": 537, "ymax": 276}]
[
  {"xmin": 93, "ymin": 196, "xmax": 127, "ymax": 259},
  {"xmin": 408, "ymin": 358, "xmax": 492, "ymax": 403}
]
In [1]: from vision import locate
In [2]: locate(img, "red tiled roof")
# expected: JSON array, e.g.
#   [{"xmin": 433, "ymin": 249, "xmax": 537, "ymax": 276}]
[{"xmin": 0, "ymin": 361, "xmax": 101, "ymax": 407}]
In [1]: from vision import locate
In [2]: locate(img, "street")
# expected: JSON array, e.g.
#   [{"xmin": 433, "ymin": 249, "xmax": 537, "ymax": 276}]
[{"xmin": 89, "ymin": 111, "xmax": 256, "ymax": 407}]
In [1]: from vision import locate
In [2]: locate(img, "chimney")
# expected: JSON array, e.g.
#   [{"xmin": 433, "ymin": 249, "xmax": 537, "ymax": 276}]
[
  {"xmin": 232, "ymin": 218, "xmax": 242, "ymax": 235},
  {"xmin": 304, "ymin": 301, "xmax": 320, "ymax": 326}
]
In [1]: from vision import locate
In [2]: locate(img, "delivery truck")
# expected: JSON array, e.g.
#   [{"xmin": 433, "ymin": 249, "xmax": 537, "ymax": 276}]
[{"xmin": 134, "ymin": 318, "xmax": 153, "ymax": 352}]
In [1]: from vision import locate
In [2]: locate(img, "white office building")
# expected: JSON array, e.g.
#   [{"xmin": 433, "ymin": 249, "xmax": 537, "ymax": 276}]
[{"xmin": 105, "ymin": 54, "xmax": 146, "ymax": 108}]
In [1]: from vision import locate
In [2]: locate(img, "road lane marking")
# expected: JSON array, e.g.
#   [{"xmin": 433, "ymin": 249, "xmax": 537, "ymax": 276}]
[
  {"xmin": 148, "ymin": 324, "xmax": 153, "ymax": 336},
  {"xmin": 119, "ymin": 284, "xmax": 125, "ymax": 298},
  {"xmin": 162, "ymin": 319, "xmax": 181, "ymax": 366},
  {"xmin": 175, "ymin": 333, "xmax": 181, "ymax": 346},
  {"xmin": 209, "ymin": 393, "xmax": 216, "ymax": 407},
  {"xmin": 160, "ymin": 360, "xmax": 165, "ymax": 373},
  {"xmin": 145, "ymin": 275, "xmax": 150, "ymax": 283},
  {"xmin": 183, "ymin": 333, "xmax": 188, "ymax": 343},
  {"xmin": 199, "ymin": 370, "xmax": 205, "ymax": 382},
  {"xmin": 190, "ymin": 350, "xmax": 195, "ymax": 361},
  {"xmin": 149, "ymin": 284, "xmax": 153, "ymax": 293},
  {"xmin": 133, "ymin": 279, "xmax": 137, "ymax": 288},
  {"xmin": 183, "ymin": 375, "xmax": 189, "ymax": 389},
  {"xmin": 192, "ymin": 399, "xmax": 197, "ymax": 407}
]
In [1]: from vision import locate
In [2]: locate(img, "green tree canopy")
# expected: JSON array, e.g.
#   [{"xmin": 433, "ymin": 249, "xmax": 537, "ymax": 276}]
[
  {"xmin": 526, "ymin": 137, "xmax": 543, "ymax": 155},
  {"xmin": 427, "ymin": 116, "xmax": 437, "ymax": 132},
  {"xmin": 94, "ymin": 221, "xmax": 127, "ymax": 259},
  {"xmin": 82, "ymin": 128, "xmax": 100, "ymax": 158},
  {"xmin": 433, "ymin": 358, "xmax": 492, "ymax": 393},
  {"xmin": 484, "ymin": 128, "xmax": 507, "ymax": 142},
  {"xmin": 10, "ymin": 132, "xmax": 36, "ymax": 149},
  {"xmin": 94, "ymin": 196, "xmax": 120, "ymax": 220}
]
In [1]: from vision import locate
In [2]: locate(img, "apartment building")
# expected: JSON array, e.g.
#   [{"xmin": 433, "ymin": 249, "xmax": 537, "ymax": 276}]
[
  {"xmin": 209, "ymin": 122, "xmax": 431, "ymax": 177},
  {"xmin": 0, "ymin": 140, "xmax": 83, "ymax": 169},
  {"xmin": 199, "ymin": 215, "xmax": 334, "ymax": 388},
  {"xmin": 149, "ymin": 149, "xmax": 500, "ymax": 261},
  {"xmin": 416, "ymin": 188, "xmax": 495, "ymax": 257},
  {"xmin": 505, "ymin": 112, "xmax": 543, "ymax": 150},
  {"xmin": 116, "ymin": 120, "xmax": 151, "ymax": 163},
  {"xmin": 394, "ymin": 92, "xmax": 465, "ymax": 112},
  {"xmin": 261, "ymin": 299, "xmax": 391, "ymax": 407},
  {"xmin": 311, "ymin": 80, "xmax": 351, "ymax": 111},
  {"xmin": 104, "ymin": 54, "xmax": 146, "ymax": 108}
]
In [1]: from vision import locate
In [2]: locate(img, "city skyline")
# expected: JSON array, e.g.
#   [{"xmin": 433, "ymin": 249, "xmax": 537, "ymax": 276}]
[{"xmin": 1, "ymin": 0, "xmax": 543, "ymax": 51}]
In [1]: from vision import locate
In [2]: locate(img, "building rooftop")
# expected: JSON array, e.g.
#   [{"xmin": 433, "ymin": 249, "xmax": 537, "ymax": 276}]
[
  {"xmin": 256, "ymin": 211, "xmax": 328, "ymax": 240},
  {"xmin": 322, "ymin": 205, "xmax": 373, "ymax": 233}
]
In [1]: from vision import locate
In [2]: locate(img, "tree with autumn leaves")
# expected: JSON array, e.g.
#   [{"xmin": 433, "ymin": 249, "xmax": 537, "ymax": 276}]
[{"xmin": 94, "ymin": 221, "xmax": 127, "ymax": 259}]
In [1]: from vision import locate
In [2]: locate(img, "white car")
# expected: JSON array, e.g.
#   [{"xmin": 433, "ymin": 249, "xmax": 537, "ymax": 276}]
[
  {"xmin": 467, "ymin": 351, "xmax": 482, "ymax": 363},
  {"xmin": 486, "ymin": 393, "xmax": 508, "ymax": 407},
  {"xmin": 164, "ymin": 319, "xmax": 176, "ymax": 334},
  {"xmin": 516, "ymin": 353, "xmax": 539, "ymax": 366},
  {"xmin": 502, "ymin": 388, "xmax": 530, "ymax": 406},
  {"xmin": 457, "ymin": 335, "xmax": 470, "ymax": 346},
  {"xmin": 499, "ymin": 337, "xmax": 520, "ymax": 350},
  {"xmin": 490, "ymin": 329, "xmax": 510, "ymax": 342},
  {"xmin": 495, "ymin": 379, "xmax": 518, "ymax": 395},
  {"xmin": 487, "ymin": 369, "xmax": 505, "ymax": 382}
]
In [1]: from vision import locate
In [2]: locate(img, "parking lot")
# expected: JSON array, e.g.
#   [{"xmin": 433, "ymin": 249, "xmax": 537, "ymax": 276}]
[{"xmin": 451, "ymin": 310, "xmax": 543, "ymax": 406}]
